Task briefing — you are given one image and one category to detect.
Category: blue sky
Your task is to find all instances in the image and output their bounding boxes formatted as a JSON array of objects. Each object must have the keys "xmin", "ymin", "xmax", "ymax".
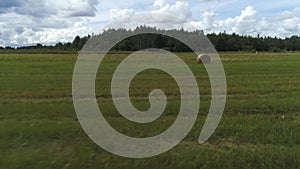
[{"xmin": 0, "ymin": 0, "xmax": 299, "ymax": 46}]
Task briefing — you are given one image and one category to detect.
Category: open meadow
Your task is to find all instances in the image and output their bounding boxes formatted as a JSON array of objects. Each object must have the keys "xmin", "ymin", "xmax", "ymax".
[{"xmin": 1, "ymin": 52, "xmax": 300, "ymax": 168}]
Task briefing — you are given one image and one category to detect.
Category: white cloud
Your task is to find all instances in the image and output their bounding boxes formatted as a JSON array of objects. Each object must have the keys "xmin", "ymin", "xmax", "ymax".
[
  {"xmin": 214, "ymin": 6, "xmax": 258, "ymax": 35},
  {"xmin": 255, "ymin": 17, "xmax": 275, "ymax": 37},
  {"xmin": 202, "ymin": 10, "xmax": 217, "ymax": 30},
  {"xmin": 151, "ymin": 0, "xmax": 192, "ymax": 20},
  {"xmin": 60, "ymin": 0, "xmax": 100, "ymax": 17},
  {"xmin": 109, "ymin": 9, "xmax": 135, "ymax": 21},
  {"xmin": 36, "ymin": 22, "xmax": 91, "ymax": 44},
  {"xmin": 186, "ymin": 5, "xmax": 300, "ymax": 38},
  {"xmin": 238, "ymin": 6, "xmax": 257, "ymax": 21},
  {"xmin": 233, "ymin": 6, "xmax": 257, "ymax": 34},
  {"xmin": 105, "ymin": 1, "xmax": 192, "ymax": 30},
  {"xmin": 182, "ymin": 10, "xmax": 217, "ymax": 32},
  {"xmin": 0, "ymin": 0, "xmax": 97, "ymax": 46},
  {"xmin": 0, "ymin": 0, "xmax": 300, "ymax": 46},
  {"xmin": 283, "ymin": 17, "xmax": 300, "ymax": 32},
  {"xmin": 153, "ymin": 0, "xmax": 168, "ymax": 8},
  {"xmin": 0, "ymin": 12, "xmax": 92, "ymax": 46},
  {"xmin": 3, "ymin": 21, "xmax": 91, "ymax": 46}
]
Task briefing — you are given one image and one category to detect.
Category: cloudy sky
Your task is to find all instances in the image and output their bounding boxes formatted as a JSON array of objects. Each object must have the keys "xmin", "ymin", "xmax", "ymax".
[{"xmin": 0, "ymin": 0, "xmax": 299, "ymax": 47}]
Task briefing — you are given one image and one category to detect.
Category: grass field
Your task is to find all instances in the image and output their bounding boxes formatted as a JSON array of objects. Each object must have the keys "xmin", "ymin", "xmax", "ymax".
[{"xmin": 1, "ymin": 52, "xmax": 300, "ymax": 169}]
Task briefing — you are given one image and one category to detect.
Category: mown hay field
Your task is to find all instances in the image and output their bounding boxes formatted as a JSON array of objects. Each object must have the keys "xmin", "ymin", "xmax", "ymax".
[{"xmin": 1, "ymin": 52, "xmax": 300, "ymax": 169}]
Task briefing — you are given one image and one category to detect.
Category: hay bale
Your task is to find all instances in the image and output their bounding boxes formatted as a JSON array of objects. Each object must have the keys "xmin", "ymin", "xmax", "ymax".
[{"xmin": 197, "ymin": 54, "xmax": 211, "ymax": 64}]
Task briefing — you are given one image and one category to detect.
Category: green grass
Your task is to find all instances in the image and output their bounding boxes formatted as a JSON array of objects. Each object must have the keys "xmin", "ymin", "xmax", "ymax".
[{"xmin": 1, "ymin": 52, "xmax": 300, "ymax": 168}]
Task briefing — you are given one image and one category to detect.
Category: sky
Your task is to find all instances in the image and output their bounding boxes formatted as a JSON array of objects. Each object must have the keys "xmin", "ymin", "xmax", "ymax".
[{"xmin": 0, "ymin": 0, "xmax": 299, "ymax": 47}]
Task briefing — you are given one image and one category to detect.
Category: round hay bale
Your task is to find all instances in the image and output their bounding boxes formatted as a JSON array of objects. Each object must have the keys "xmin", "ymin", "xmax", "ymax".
[{"xmin": 197, "ymin": 54, "xmax": 211, "ymax": 64}]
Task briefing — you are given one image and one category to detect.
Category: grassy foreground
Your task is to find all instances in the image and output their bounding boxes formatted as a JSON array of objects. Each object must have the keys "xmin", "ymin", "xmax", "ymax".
[{"xmin": 1, "ymin": 52, "xmax": 300, "ymax": 169}]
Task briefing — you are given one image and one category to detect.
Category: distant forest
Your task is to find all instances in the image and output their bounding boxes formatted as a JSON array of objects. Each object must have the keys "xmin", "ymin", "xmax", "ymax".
[{"xmin": 1, "ymin": 26, "xmax": 300, "ymax": 54}]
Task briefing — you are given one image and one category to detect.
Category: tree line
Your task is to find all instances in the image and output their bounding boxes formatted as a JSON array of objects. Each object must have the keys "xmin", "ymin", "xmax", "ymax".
[{"xmin": 1, "ymin": 26, "xmax": 300, "ymax": 54}]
